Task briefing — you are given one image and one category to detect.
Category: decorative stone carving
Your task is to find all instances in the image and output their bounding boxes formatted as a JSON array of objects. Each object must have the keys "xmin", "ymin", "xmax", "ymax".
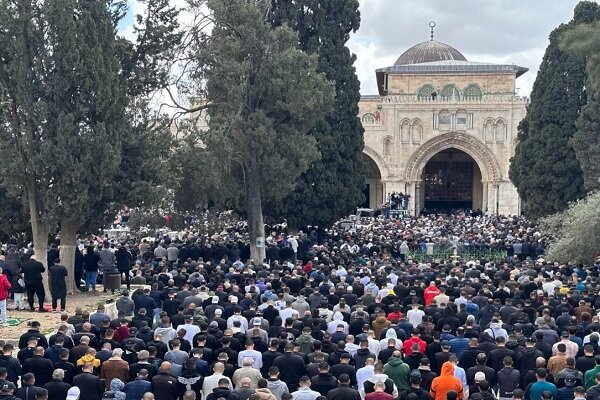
[{"xmin": 404, "ymin": 132, "xmax": 502, "ymax": 183}]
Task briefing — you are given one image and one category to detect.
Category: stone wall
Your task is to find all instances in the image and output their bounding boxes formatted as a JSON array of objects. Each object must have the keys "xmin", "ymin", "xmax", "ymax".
[{"xmin": 388, "ymin": 73, "xmax": 516, "ymax": 94}]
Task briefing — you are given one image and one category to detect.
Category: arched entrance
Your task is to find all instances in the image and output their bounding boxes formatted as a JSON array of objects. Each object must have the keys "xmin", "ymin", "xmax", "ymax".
[
  {"xmin": 420, "ymin": 148, "xmax": 483, "ymax": 211},
  {"xmin": 404, "ymin": 133, "xmax": 502, "ymax": 214},
  {"xmin": 363, "ymin": 153, "xmax": 384, "ymax": 209}
]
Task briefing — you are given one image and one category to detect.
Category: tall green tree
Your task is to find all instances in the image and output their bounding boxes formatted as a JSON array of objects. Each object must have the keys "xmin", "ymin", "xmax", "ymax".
[
  {"xmin": 509, "ymin": 1, "xmax": 600, "ymax": 218},
  {"xmin": 194, "ymin": 0, "xmax": 334, "ymax": 261},
  {"xmin": 42, "ymin": 0, "xmax": 128, "ymax": 292},
  {"xmin": 0, "ymin": 0, "xmax": 179, "ymax": 292},
  {"xmin": 0, "ymin": 0, "xmax": 65, "ymax": 286},
  {"xmin": 560, "ymin": 22, "xmax": 600, "ymax": 192},
  {"xmin": 269, "ymin": 0, "xmax": 367, "ymax": 228}
]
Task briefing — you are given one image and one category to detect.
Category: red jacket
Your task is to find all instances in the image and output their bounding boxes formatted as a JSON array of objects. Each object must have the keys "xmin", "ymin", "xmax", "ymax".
[
  {"xmin": 113, "ymin": 326, "xmax": 130, "ymax": 343},
  {"xmin": 0, "ymin": 274, "xmax": 11, "ymax": 300},
  {"xmin": 424, "ymin": 285, "xmax": 440, "ymax": 306},
  {"xmin": 386, "ymin": 311, "xmax": 403, "ymax": 322},
  {"xmin": 403, "ymin": 336, "xmax": 427, "ymax": 355}
]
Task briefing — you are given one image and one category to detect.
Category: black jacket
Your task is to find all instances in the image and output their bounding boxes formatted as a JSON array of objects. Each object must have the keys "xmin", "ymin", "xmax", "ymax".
[
  {"xmin": 151, "ymin": 372, "xmax": 179, "ymax": 400},
  {"xmin": 354, "ymin": 348, "xmax": 376, "ymax": 370},
  {"xmin": 459, "ymin": 349, "xmax": 482, "ymax": 371},
  {"xmin": 272, "ymin": 353, "xmax": 306, "ymax": 391},
  {"xmin": 326, "ymin": 385, "xmax": 361, "ymax": 400},
  {"xmin": 48, "ymin": 264, "xmax": 68, "ymax": 297},
  {"xmin": 115, "ymin": 248, "xmax": 133, "ymax": 272},
  {"xmin": 0, "ymin": 354, "xmax": 22, "ymax": 384},
  {"xmin": 331, "ymin": 364, "xmax": 357, "ymax": 387},
  {"xmin": 417, "ymin": 369, "xmax": 437, "ymax": 392},
  {"xmin": 467, "ymin": 364, "xmax": 496, "ymax": 387},
  {"xmin": 43, "ymin": 380, "xmax": 71, "ymax": 400},
  {"xmin": 73, "ymin": 373, "xmax": 104, "ymax": 400},
  {"xmin": 15, "ymin": 385, "xmax": 42, "ymax": 400},
  {"xmin": 18, "ymin": 330, "xmax": 48, "ymax": 350},
  {"xmin": 496, "ymin": 367, "xmax": 520, "ymax": 397},
  {"xmin": 487, "ymin": 347, "xmax": 514, "ymax": 372},
  {"xmin": 22, "ymin": 356, "xmax": 54, "ymax": 386},
  {"xmin": 21, "ymin": 259, "xmax": 45, "ymax": 285},
  {"xmin": 54, "ymin": 361, "xmax": 78, "ymax": 385},
  {"xmin": 207, "ymin": 387, "xmax": 240, "ymax": 400},
  {"xmin": 398, "ymin": 387, "xmax": 432, "ymax": 400},
  {"xmin": 311, "ymin": 372, "xmax": 337, "ymax": 396}
]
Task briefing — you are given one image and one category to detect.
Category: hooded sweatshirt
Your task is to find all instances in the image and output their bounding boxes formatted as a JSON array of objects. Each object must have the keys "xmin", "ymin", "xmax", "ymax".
[
  {"xmin": 380, "ymin": 329, "xmax": 401, "ymax": 350},
  {"xmin": 484, "ymin": 322, "xmax": 508, "ymax": 341},
  {"xmin": 76, "ymin": 354, "xmax": 101, "ymax": 368},
  {"xmin": 328, "ymin": 312, "xmax": 348, "ymax": 334},
  {"xmin": 363, "ymin": 374, "xmax": 399, "ymax": 398},
  {"xmin": 373, "ymin": 316, "xmax": 391, "ymax": 339},
  {"xmin": 255, "ymin": 388, "xmax": 277, "ymax": 400},
  {"xmin": 267, "ymin": 379, "xmax": 289, "ymax": 400},
  {"xmin": 296, "ymin": 334, "xmax": 315, "ymax": 355},
  {"xmin": 430, "ymin": 362, "xmax": 463, "ymax": 400},
  {"xmin": 110, "ymin": 378, "xmax": 126, "ymax": 400},
  {"xmin": 383, "ymin": 356, "xmax": 410, "ymax": 391}
]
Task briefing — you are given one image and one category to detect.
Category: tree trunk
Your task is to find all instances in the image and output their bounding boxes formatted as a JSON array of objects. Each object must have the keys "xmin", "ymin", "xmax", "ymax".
[
  {"xmin": 244, "ymin": 157, "xmax": 266, "ymax": 263},
  {"xmin": 60, "ymin": 219, "xmax": 78, "ymax": 294},
  {"xmin": 27, "ymin": 188, "xmax": 50, "ymax": 300}
]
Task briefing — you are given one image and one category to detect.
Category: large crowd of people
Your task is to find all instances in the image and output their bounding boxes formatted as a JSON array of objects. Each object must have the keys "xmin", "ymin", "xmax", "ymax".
[{"xmin": 0, "ymin": 212, "xmax": 599, "ymax": 400}]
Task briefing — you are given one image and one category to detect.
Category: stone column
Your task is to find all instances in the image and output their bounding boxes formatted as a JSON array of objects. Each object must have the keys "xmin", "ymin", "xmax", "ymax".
[
  {"xmin": 482, "ymin": 182, "xmax": 489, "ymax": 213},
  {"xmin": 494, "ymin": 182, "xmax": 500, "ymax": 214},
  {"xmin": 414, "ymin": 181, "xmax": 421, "ymax": 216}
]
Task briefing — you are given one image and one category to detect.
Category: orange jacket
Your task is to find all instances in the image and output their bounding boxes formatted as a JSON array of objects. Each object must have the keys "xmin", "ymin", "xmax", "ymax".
[{"xmin": 430, "ymin": 362, "xmax": 463, "ymax": 400}]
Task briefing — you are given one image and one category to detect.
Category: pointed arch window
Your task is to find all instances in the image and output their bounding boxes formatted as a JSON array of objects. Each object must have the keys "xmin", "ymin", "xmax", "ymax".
[
  {"xmin": 383, "ymin": 136, "xmax": 393, "ymax": 159},
  {"xmin": 362, "ymin": 113, "xmax": 376, "ymax": 124},
  {"xmin": 400, "ymin": 119, "xmax": 411, "ymax": 143},
  {"xmin": 464, "ymin": 84, "xmax": 483, "ymax": 100},
  {"xmin": 417, "ymin": 84, "xmax": 437, "ymax": 100},
  {"xmin": 440, "ymin": 84, "xmax": 460, "ymax": 101}
]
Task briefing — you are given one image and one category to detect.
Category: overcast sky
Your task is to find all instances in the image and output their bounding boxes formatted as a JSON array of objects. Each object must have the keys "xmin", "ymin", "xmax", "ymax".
[
  {"xmin": 119, "ymin": 0, "xmax": 586, "ymax": 97},
  {"xmin": 348, "ymin": 0, "xmax": 584, "ymax": 96}
]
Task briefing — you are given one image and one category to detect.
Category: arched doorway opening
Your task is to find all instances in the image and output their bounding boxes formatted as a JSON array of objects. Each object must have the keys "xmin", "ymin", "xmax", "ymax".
[
  {"xmin": 420, "ymin": 148, "xmax": 483, "ymax": 212},
  {"xmin": 363, "ymin": 154, "xmax": 384, "ymax": 209}
]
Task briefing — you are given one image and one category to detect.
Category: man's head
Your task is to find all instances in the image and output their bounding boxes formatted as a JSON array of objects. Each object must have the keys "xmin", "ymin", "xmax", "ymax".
[
  {"xmin": 35, "ymin": 388, "xmax": 48, "ymax": 400},
  {"xmin": 299, "ymin": 376, "xmax": 311, "ymax": 388},
  {"xmin": 218, "ymin": 377, "xmax": 230, "ymax": 388},
  {"xmin": 0, "ymin": 381, "xmax": 15, "ymax": 395}
]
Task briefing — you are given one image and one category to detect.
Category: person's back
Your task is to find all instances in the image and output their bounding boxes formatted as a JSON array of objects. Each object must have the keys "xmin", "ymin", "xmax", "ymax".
[
  {"xmin": 430, "ymin": 362, "xmax": 463, "ymax": 400},
  {"xmin": 73, "ymin": 365, "xmax": 104, "ymax": 400},
  {"xmin": 529, "ymin": 370, "xmax": 557, "ymax": 400},
  {"xmin": 272, "ymin": 345, "xmax": 306, "ymax": 392},
  {"xmin": 384, "ymin": 354, "xmax": 410, "ymax": 391},
  {"xmin": 326, "ymin": 374, "xmax": 360, "ymax": 400}
]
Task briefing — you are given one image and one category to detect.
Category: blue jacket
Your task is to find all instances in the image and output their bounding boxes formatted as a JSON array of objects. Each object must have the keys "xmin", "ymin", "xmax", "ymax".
[
  {"xmin": 124, "ymin": 378, "xmax": 151, "ymax": 400},
  {"xmin": 449, "ymin": 337, "xmax": 470, "ymax": 359}
]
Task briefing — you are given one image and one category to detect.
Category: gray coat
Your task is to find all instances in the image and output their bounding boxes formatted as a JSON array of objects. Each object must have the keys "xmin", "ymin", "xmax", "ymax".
[{"xmin": 98, "ymin": 249, "xmax": 116, "ymax": 273}]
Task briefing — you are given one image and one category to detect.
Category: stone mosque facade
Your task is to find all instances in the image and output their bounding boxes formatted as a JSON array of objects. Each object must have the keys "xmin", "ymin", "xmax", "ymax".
[{"xmin": 360, "ymin": 34, "xmax": 528, "ymax": 216}]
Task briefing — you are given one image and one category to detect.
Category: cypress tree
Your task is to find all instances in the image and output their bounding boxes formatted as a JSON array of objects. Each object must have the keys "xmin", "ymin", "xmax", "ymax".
[
  {"xmin": 269, "ymin": 0, "xmax": 367, "ymax": 228},
  {"xmin": 509, "ymin": 1, "xmax": 600, "ymax": 218},
  {"xmin": 560, "ymin": 20, "xmax": 600, "ymax": 192},
  {"xmin": 571, "ymin": 87, "xmax": 600, "ymax": 192},
  {"xmin": 196, "ymin": 0, "xmax": 334, "ymax": 261}
]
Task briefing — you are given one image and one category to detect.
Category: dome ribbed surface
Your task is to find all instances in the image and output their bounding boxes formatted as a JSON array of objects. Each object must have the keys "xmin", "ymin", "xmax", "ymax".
[{"xmin": 395, "ymin": 40, "xmax": 467, "ymax": 65}]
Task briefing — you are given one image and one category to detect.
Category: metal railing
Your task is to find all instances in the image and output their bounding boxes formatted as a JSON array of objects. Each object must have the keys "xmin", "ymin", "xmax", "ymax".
[{"xmin": 405, "ymin": 249, "xmax": 508, "ymax": 262}]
